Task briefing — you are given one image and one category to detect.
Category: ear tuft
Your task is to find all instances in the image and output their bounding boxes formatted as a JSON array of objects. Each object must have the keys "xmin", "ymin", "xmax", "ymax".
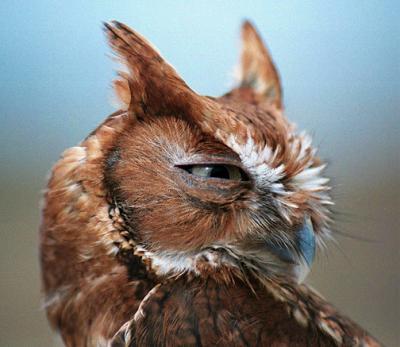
[
  {"xmin": 103, "ymin": 21, "xmax": 208, "ymax": 118},
  {"xmin": 103, "ymin": 21, "xmax": 231, "ymax": 138},
  {"xmin": 238, "ymin": 20, "xmax": 283, "ymax": 109}
]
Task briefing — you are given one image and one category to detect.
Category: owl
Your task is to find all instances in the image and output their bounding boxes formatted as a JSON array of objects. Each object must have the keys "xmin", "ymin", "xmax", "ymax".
[{"xmin": 40, "ymin": 20, "xmax": 381, "ymax": 346}]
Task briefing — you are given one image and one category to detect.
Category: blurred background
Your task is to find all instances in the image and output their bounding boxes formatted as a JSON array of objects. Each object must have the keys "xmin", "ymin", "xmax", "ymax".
[{"xmin": 0, "ymin": 1, "xmax": 398, "ymax": 346}]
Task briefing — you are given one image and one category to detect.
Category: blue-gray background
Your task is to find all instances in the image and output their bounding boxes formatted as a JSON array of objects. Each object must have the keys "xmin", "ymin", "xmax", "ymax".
[{"xmin": 0, "ymin": 1, "xmax": 398, "ymax": 346}]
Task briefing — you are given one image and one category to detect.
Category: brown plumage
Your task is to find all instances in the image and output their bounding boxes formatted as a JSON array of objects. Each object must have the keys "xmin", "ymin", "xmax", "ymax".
[{"xmin": 40, "ymin": 20, "xmax": 381, "ymax": 346}]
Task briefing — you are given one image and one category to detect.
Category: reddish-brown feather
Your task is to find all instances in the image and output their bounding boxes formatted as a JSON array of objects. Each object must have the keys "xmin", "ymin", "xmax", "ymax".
[{"xmin": 40, "ymin": 20, "xmax": 381, "ymax": 347}]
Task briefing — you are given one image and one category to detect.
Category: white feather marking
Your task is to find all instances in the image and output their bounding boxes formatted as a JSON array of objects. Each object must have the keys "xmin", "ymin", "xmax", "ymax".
[
  {"xmin": 293, "ymin": 308, "xmax": 309, "ymax": 327},
  {"xmin": 296, "ymin": 131, "xmax": 313, "ymax": 161},
  {"xmin": 138, "ymin": 247, "xmax": 240, "ymax": 277},
  {"xmin": 134, "ymin": 284, "xmax": 162, "ymax": 321},
  {"xmin": 254, "ymin": 78, "xmax": 269, "ymax": 94},
  {"xmin": 225, "ymin": 130, "xmax": 330, "ymax": 201},
  {"xmin": 62, "ymin": 146, "xmax": 87, "ymax": 162},
  {"xmin": 292, "ymin": 165, "xmax": 329, "ymax": 191},
  {"xmin": 150, "ymin": 251, "xmax": 196, "ymax": 275},
  {"xmin": 318, "ymin": 320, "xmax": 343, "ymax": 345},
  {"xmin": 226, "ymin": 133, "xmax": 284, "ymax": 188},
  {"xmin": 293, "ymin": 258, "xmax": 312, "ymax": 284},
  {"xmin": 293, "ymin": 165, "xmax": 326, "ymax": 181},
  {"xmin": 95, "ymin": 336, "xmax": 110, "ymax": 347},
  {"xmin": 42, "ymin": 285, "xmax": 72, "ymax": 309}
]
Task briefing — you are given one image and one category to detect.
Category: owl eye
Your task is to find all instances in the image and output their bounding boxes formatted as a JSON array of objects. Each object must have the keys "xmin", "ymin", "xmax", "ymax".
[{"xmin": 179, "ymin": 164, "xmax": 249, "ymax": 181}]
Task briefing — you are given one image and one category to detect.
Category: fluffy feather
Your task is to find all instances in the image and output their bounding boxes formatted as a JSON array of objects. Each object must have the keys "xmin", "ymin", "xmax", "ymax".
[{"xmin": 40, "ymin": 20, "xmax": 380, "ymax": 346}]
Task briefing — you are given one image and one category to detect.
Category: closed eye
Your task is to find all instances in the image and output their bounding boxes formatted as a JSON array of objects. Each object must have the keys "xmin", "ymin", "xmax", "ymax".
[{"xmin": 178, "ymin": 164, "xmax": 249, "ymax": 181}]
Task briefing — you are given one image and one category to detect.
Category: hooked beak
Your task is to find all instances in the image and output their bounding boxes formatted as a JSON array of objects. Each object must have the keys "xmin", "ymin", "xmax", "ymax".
[{"xmin": 264, "ymin": 218, "xmax": 316, "ymax": 282}]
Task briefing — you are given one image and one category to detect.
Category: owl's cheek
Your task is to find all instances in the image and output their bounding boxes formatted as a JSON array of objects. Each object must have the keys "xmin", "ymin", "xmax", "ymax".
[
  {"xmin": 133, "ymin": 201, "xmax": 232, "ymax": 253},
  {"xmin": 132, "ymin": 187, "xmax": 256, "ymax": 255}
]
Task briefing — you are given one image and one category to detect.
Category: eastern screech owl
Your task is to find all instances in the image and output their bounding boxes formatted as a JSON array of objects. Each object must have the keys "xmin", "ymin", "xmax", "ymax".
[{"xmin": 40, "ymin": 20, "xmax": 380, "ymax": 346}]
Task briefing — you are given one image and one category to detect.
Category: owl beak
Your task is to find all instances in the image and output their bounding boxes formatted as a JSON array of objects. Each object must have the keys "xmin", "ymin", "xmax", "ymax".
[
  {"xmin": 264, "ymin": 218, "xmax": 316, "ymax": 273},
  {"xmin": 295, "ymin": 218, "xmax": 316, "ymax": 267}
]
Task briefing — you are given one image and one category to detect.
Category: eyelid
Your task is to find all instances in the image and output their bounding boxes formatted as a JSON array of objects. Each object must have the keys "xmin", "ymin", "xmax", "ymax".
[
  {"xmin": 175, "ymin": 163, "xmax": 251, "ymax": 183},
  {"xmin": 174, "ymin": 156, "xmax": 247, "ymax": 172}
]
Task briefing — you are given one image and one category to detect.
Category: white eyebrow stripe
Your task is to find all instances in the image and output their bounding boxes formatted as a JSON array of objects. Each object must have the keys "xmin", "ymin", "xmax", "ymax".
[
  {"xmin": 226, "ymin": 133, "xmax": 283, "ymax": 184},
  {"xmin": 223, "ymin": 132, "xmax": 330, "ymax": 198}
]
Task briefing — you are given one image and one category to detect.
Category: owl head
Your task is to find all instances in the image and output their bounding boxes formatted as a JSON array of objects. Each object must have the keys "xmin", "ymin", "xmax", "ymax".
[
  {"xmin": 96, "ymin": 21, "xmax": 332, "ymax": 284},
  {"xmin": 45, "ymin": 21, "xmax": 331, "ymax": 291}
]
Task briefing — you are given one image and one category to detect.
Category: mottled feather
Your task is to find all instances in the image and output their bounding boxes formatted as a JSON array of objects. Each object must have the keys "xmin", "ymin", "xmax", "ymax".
[{"xmin": 40, "ymin": 20, "xmax": 381, "ymax": 347}]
